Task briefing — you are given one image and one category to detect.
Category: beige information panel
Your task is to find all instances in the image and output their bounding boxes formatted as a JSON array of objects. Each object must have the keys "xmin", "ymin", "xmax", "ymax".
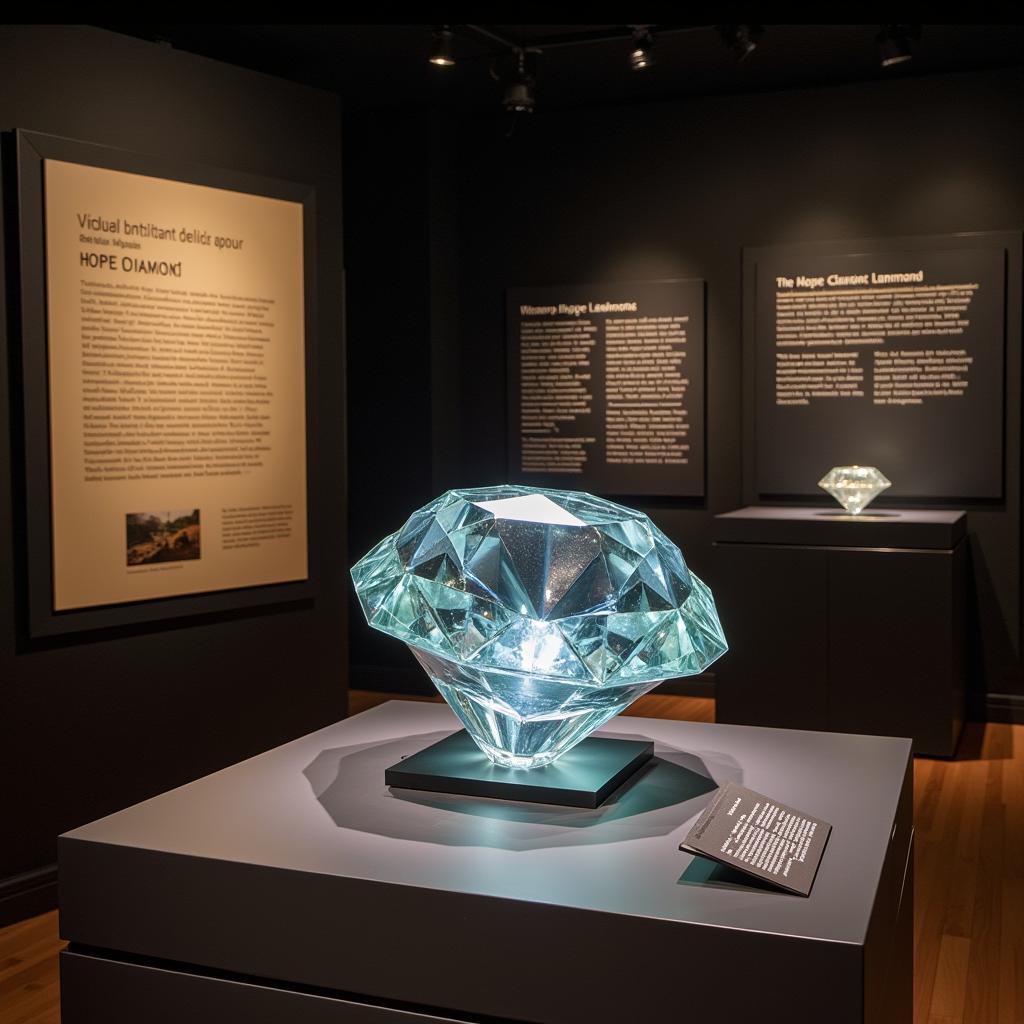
[{"xmin": 44, "ymin": 159, "xmax": 308, "ymax": 610}]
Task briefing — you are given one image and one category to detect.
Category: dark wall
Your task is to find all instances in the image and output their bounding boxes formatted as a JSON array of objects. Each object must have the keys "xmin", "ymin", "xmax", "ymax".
[
  {"xmin": 454, "ymin": 68, "xmax": 1024, "ymax": 715},
  {"xmin": 344, "ymin": 108, "xmax": 460, "ymax": 692},
  {"xmin": 0, "ymin": 27, "xmax": 347, "ymax": 920},
  {"xmin": 343, "ymin": 109, "xmax": 433, "ymax": 690}
]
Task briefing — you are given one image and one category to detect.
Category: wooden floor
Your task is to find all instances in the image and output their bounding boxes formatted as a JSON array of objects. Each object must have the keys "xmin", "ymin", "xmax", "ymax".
[
  {"xmin": 0, "ymin": 911, "xmax": 62, "ymax": 1024},
  {"xmin": 2, "ymin": 691, "xmax": 1019, "ymax": 1024}
]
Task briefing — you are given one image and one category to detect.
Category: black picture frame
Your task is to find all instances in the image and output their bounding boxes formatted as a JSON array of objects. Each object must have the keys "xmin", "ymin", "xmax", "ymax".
[
  {"xmin": 11, "ymin": 129, "xmax": 318, "ymax": 638},
  {"xmin": 741, "ymin": 231, "xmax": 1022, "ymax": 505}
]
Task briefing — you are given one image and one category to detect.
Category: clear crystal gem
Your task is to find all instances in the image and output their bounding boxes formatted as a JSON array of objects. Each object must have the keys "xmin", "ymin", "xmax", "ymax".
[
  {"xmin": 818, "ymin": 465, "xmax": 892, "ymax": 515},
  {"xmin": 351, "ymin": 486, "xmax": 728, "ymax": 770}
]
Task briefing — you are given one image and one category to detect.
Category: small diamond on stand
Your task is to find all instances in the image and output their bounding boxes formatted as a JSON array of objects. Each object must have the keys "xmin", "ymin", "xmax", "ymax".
[{"xmin": 818, "ymin": 465, "xmax": 892, "ymax": 515}]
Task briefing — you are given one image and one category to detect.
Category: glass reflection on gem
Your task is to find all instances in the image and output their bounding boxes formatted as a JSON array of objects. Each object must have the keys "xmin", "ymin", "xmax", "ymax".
[
  {"xmin": 351, "ymin": 486, "xmax": 728, "ymax": 770},
  {"xmin": 818, "ymin": 465, "xmax": 892, "ymax": 515}
]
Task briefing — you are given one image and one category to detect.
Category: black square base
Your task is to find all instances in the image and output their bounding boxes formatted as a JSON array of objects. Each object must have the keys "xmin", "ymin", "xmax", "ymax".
[{"xmin": 384, "ymin": 730, "xmax": 654, "ymax": 808}]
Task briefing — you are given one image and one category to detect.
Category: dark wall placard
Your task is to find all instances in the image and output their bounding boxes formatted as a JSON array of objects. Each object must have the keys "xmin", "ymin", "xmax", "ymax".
[
  {"xmin": 507, "ymin": 280, "xmax": 705, "ymax": 497},
  {"xmin": 749, "ymin": 236, "xmax": 1009, "ymax": 498}
]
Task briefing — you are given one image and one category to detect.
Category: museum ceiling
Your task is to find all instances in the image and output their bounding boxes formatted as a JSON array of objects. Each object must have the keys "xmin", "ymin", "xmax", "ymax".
[{"xmin": 96, "ymin": 24, "xmax": 1024, "ymax": 113}]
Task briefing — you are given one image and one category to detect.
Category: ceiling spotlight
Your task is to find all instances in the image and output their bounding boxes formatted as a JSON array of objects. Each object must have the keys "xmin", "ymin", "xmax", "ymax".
[
  {"xmin": 429, "ymin": 26, "xmax": 455, "ymax": 67},
  {"xmin": 501, "ymin": 50, "xmax": 538, "ymax": 113},
  {"xmin": 877, "ymin": 25, "xmax": 918, "ymax": 68},
  {"xmin": 630, "ymin": 28, "xmax": 654, "ymax": 72},
  {"xmin": 718, "ymin": 24, "xmax": 763, "ymax": 61}
]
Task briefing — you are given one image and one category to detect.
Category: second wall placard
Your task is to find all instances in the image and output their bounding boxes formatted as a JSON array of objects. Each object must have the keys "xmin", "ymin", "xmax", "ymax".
[{"xmin": 507, "ymin": 279, "xmax": 705, "ymax": 497}]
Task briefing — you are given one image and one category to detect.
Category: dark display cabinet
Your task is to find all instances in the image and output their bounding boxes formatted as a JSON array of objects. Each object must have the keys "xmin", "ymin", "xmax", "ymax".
[{"xmin": 713, "ymin": 507, "xmax": 967, "ymax": 756}]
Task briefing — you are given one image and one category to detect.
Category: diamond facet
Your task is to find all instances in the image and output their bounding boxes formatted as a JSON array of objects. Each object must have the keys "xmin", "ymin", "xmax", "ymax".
[
  {"xmin": 351, "ymin": 486, "xmax": 728, "ymax": 770},
  {"xmin": 818, "ymin": 465, "xmax": 892, "ymax": 515}
]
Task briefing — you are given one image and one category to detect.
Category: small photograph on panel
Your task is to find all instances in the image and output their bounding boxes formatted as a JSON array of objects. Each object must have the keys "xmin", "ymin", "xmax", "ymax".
[{"xmin": 126, "ymin": 509, "xmax": 201, "ymax": 566}]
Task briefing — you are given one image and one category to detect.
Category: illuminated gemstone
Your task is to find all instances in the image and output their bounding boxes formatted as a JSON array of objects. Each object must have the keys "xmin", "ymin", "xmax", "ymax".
[
  {"xmin": 351, "ymin": 486, "xmax": 728, "ymax": 770},
  {"xmin": 818, "ymin": 465, "xmax": 892, "ymax": 515}
]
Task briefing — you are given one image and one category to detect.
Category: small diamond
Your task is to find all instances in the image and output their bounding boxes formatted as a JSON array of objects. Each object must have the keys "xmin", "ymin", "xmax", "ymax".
[
  {"xmin": 351, "ymin": 486, "xmax": 728, "ymax": 770},
  {"xmin": 818, "ymin": 466, "xmax": 891, "ymax": 515}
]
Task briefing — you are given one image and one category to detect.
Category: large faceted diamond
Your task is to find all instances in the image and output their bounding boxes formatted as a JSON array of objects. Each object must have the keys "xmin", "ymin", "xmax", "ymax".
[
  {"xmin": 351, "ymin": 486, "xmax": 728, "ymax": 770},
  {"xmin": 818, "ymin": 465, "xmax": 892, "ymax": 515}
]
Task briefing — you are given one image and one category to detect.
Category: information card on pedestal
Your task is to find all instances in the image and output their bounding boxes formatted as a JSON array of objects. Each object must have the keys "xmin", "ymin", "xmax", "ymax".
[
  {"xmin": 507, "ymin": 280, "xmax": 704, "ymax": 497},
  {"xmin": 680, "ymin": 782, "xmax": 832, "ymax": 896},
  {"xmin": 749, "ymin": 236, "xmax": 1009, "ymax": 499}
]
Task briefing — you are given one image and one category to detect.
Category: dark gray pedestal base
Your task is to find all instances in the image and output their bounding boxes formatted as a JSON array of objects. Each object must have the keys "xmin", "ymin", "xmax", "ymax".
[
  {"xmin": 384, "ymin": 730, "xmax": 654, "ymax": 807},
  {"xmin": 59, "ymin": 702, "xmax": 913, "ymax": 1024},
  {"xmin": 60, "ymin": 950, "xmax": 467, "ymax": 1023}
]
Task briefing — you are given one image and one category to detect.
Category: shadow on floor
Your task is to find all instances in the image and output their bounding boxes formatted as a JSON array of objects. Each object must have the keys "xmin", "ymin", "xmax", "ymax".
[{"xmin": 952, "ymin": 719, "xmax": 1015, "ymax": 761}]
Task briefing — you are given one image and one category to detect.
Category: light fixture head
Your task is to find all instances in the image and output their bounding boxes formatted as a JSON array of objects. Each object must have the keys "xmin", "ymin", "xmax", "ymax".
[
  {"xmin": 429, "ymin": 26, "xmax": 455, "ymax": 67},
  {"xmin": 501, "ymin": 49, "xmax": 538, "ymax": 113},
  {"xmin": 718, "ymin": 24, "xmax": 763, "ymax": 61},
  {"xmin": 877, "ymin": 24, "xmax": 917, "ymax": 68},
  {"xmin": 630, "ymin": 27, "xmax": 654, "ymax": 72}
]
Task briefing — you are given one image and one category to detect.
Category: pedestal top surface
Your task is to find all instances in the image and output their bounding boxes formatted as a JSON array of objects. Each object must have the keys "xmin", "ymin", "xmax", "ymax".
[
  {"xmin": 714, "ymin": 505, "xmax": 965, "ymax": 548},
  {"xmin": 63, "ymin": 701, "xmax": 911, "ymax": 945},
  {"xmin": 717, "ymin": 505, "xmax": 965, "ymax": 525}
]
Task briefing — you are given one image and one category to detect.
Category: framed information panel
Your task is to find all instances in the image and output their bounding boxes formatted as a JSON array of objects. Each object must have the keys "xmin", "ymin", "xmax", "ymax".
[
  {"xmin": 507, "ymin": 279, "xmax": 705, "ymax": 497},
  {"xmin": 14, "ymin": 130, "xmax": 317, "ymax": 637},
  {"xmin": 745, "ymin": 233, "xmax": 1017, "ymax": 499}
]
